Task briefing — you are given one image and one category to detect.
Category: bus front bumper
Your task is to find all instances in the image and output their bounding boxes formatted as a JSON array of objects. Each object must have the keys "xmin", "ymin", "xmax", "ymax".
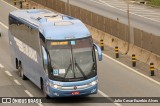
[{"xmin": 47, "ymin": 84, "xmax": 97, "ymax": 97}]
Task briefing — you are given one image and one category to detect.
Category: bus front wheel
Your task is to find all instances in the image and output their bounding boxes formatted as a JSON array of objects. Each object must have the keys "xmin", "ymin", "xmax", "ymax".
[{"xmin": 41, "ymin": 80, "xmax": 50, "ymax": 99}]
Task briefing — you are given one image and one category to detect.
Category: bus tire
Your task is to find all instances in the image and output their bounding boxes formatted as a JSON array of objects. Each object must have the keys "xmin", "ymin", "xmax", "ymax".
[
  {"xmin": 41, "ymin": 80, "xmax": 50, "ymax": 99},
  {"xmin": 18, "ymin": 62, "xmax": 27, "ymax": 80},
  {"xmin": 15, "ymin": 58, "xmax": 19, "ymax": 69}
]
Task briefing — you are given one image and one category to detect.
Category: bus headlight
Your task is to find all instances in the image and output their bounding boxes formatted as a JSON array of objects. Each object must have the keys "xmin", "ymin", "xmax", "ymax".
[
  {"xmin": 89, "ymin": 80, "xmax": 98, "ymax": 86},
  {"xmin": 49, "ymin": 83, "xmax": 62, "ymax": 90}
]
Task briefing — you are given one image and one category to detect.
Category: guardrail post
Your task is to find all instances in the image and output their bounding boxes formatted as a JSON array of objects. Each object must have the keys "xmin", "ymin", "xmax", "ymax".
[
  {"xmin": 132, "ymin": 54, "xmax": 136, "ymax": 67},
  {"xmin": 150, "ymin": 63, "xmax": 154, "ymax": 76},
  {"xmin": 115, "ymin": 46, "xmax": 119, "ymax": 58},
  {"xmin": 100, "ymin": 39, "xmax": 104, "ymax": 51},
  {"xmin": 14, "ymin": 0, "xmax": 16, "ymax": 5},
  {"xmin": 26, "ymin": 3, "xmax": 29, "ymax": 9},
  {"xmin": 20, "ymin": 0, "xmax": 23, "ymax": 9}
]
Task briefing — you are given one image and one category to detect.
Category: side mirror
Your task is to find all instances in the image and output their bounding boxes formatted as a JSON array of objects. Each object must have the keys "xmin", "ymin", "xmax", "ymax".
[
  {"xmin": 94, "ymin": 43, "xmax": 102, "ymax": 61},
  {"xmin": 42, "ymin": 46, "xmax": 48, "ymax": 65}
]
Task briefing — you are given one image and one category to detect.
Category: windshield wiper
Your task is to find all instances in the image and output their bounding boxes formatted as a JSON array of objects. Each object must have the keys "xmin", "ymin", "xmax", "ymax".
[
  {"xmin": 74, "ymin": 59, "xmax": 87, "ymax": 79},
  {"xmin": 63, "ymin": 58, "xmax": 72, "ymax": 79}
]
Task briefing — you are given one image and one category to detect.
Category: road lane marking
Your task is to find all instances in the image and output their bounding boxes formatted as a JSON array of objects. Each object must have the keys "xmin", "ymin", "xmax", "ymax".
[
  {"xmin": 130, "ymin": 10, "xmax": 154, "ymax": 12},
  {"xmin": 0, "ymin": 0, "xmax": 18, "ymax": 29},
  {"xmin": 1, "ymin": 0, "xmax": 19, "ymax": 10},
  {"xmin": 97, "ymin": 0, "xmax": 160, "ymax": 23},
  {"xmin": 5, "ymin": 71, "xmax": 12, "ymax": 76},
  {"xmin": 98, "ymin": 90, "xmax": 122, "ymax": 106},
  {"xmin": 102, "ymin": 53, "xmax": 160, "ymax": 86},
  {"xmin": 0, "ymin": 64, "xmax": 4, "ymax": 68},
  {"xmin": 142, "ymin": 14, "xmax": 160, "ymax": 17},
  {"xmin": 0, "ymin": 22, "xmax": 8, "ymax": 29},
  {"xmin": 14, "ymin": 79, "xmax": 21, "ymax": 85},
  {"xmin": 90, "ymin": 0, "xmax": 106, "ymax": 5},
  {"xmin": 24, "ymin": 90, "xmax": 34, "ymax": 97},
  {"xmin": 38, "ymin": 103, "xmax": 43, "ymax": 106},
  {"xmin": 90, "ymin": 0, "xmax": 114, "ymax": 7},
  {"xmin": 24, "ymin": 90, "xmax": 43, "ymax": 106},
  {"xmin": 129, "ymin": 7, "xmax": 146, "ymax": 9},
  {"xmin": 132, "ymin": 12, "xmax": 160, "ymax": 15}
]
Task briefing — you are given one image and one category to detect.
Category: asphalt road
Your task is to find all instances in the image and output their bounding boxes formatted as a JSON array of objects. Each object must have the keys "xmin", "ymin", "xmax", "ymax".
[
  {"xmin": 0, "ymin": 0, "xmax": 160, "ymax": 106},
  {"xmin": 62, "ymin": 0, "xmax": 160, "ymax": 36}
]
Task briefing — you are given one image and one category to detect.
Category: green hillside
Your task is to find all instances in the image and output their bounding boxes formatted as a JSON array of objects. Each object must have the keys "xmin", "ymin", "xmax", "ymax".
[{"xmin": 149, "ymin": 0, "xmax": 160, "ymax": 6}]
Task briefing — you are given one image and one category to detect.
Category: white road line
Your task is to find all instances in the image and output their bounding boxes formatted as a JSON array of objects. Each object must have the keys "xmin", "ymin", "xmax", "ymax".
[
  {"xmin": 145, "ymin": 16, "xmax": 160, "ymax": 19},
  {"xmin": 107, "ymin": 3, "xmax": 126, "ymax": 6},
  {"xmin": 0, "ymin": 2, "xmax": 43, "ymax": 106},
  {"xmin": 142, "ymin": 14, "xmax": 160, "ymax": 16},
  {"xmin": 0, "ymin": 64, "xmax": 4, "ymax": 68},
  {"xmin": 98, "ymin": 0, "xmax": 160, "ymax": 23},
  {"xmin": 0, "ymin": 0, "xmax": 18, "ymax": 29},
  {"xmin": 1, "ymin": 0, "xmax": 18, "ymax": 10},
  {"xmin": 5, "ymin": 71, "xmax": 12, "ymax": 76},
  {"xmin": 38, "ymin": 103, "xmax": 43, "ymax": 106},
  {"xmin": 129, "ymin": 7, "xmax": 146, "ymax": 9},
  {"xmin": 90, "ymin": 0, "xmax": 114, "ymax": 8},
  {"xmin": 24, "ymin": 90, "xmax": 43, "ymax": 106},
  {"xmin": 98, "ymin": 90, "xmax": 122, "ymax": 106},
  {"xmin": 90, "ymin": 0, "xmax": 105, "ymax": 5},
  {"xmin": 145, "ymin": 17, "xmax": 160, "ymax": 20},
  {"xmin": 102, "ymin": 53, "xmax": 160, "ymax": 86},
  {"xmin": 14, "ymin": 79, "xmax": 21, "ymax": 85},
  {"xmin": 131, "ymin": 12, "xmax": 160, "ymax": 15},
  {"xmin": 119, "ymin": 7, "xmax": 146, "ymax": 10},
  {"xmin": 104, "ymin": 1, "xmax": 150, "ymax": 11},
  {"xmin": 24, "ymin": 90, "xmax": 34, "ymax": 97},
  {"xmin": 0, "ymin": 22, "xmax": 8, "ymax": 29},
  {"xmin": 130, "ymin": 10, "xmax": 154, "ymax": 12}
]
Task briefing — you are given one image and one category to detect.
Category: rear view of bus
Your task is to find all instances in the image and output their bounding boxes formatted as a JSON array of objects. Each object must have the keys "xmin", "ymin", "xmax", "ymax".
[{"xmin": 8, "ymin": 9, "xmax": 102, "ymax": 98}]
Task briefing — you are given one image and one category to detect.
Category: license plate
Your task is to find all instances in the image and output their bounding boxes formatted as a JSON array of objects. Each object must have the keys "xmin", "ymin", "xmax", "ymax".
[{"xmin": 71, "ymin": 92, "xmax": 80, "ymax": 95}]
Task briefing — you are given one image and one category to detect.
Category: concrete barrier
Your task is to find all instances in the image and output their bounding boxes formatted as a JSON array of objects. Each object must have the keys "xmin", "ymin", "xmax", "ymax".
[{"xmin": 87, "ymin": 24, "xmax": 160, "ymax": 71}]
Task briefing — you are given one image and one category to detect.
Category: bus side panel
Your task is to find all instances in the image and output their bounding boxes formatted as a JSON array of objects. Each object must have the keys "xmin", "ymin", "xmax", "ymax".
[
  {"xmin": 9, "ymin": 15, "xmax": 45, "ymax": 89},
  {"xmin": 8, "ymin": 30, "xmax": 20, "ymax": 70}
]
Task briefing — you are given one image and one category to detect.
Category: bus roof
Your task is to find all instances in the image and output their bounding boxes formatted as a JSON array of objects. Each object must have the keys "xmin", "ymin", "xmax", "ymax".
[{"xmin": 9, "ymin": 9, "xmax": 91, "ymax": 40}]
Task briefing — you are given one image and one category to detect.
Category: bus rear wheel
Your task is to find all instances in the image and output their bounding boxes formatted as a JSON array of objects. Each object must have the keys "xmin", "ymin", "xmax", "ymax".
[
  {"xmin": 18, "ymin": 62, "xmax": 27, "ymax": 80},
  {"xmin": 15, "ymin": 58, "xmax": 19, "ymax": 69}
]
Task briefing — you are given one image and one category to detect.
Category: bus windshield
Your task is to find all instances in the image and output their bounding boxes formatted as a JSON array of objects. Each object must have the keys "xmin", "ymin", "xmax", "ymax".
[{"xmin": 47, "ymin": 37, "xmax": 97, "ymax": 82}]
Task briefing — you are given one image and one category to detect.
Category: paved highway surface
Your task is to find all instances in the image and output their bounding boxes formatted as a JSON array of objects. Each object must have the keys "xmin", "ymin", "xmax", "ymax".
[
  {"xmin": 62, "ymin": 0, "xmax": 160, "ymax": 36},
  {"xmin": 100, "ymin": 0, "xmax": 160, "ymax": 21},
  {"xmin": 0, "ymin": 0, "xmax": 160, "ymax": 106}
]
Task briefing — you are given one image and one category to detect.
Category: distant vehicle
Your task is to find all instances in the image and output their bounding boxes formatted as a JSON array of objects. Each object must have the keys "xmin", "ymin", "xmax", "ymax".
[{"xmin": 8, "ymin": 9, "xmax": 102, "ymax": 98}]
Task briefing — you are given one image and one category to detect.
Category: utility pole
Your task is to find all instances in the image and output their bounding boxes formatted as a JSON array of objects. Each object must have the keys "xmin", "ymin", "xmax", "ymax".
[
  {"xmin": 125, "ymin": 0, "xmax": 130, "ymax": 54},
  {"xmin": 67, "ymin": 0, "xmax": 70, "ymax": 15}
]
